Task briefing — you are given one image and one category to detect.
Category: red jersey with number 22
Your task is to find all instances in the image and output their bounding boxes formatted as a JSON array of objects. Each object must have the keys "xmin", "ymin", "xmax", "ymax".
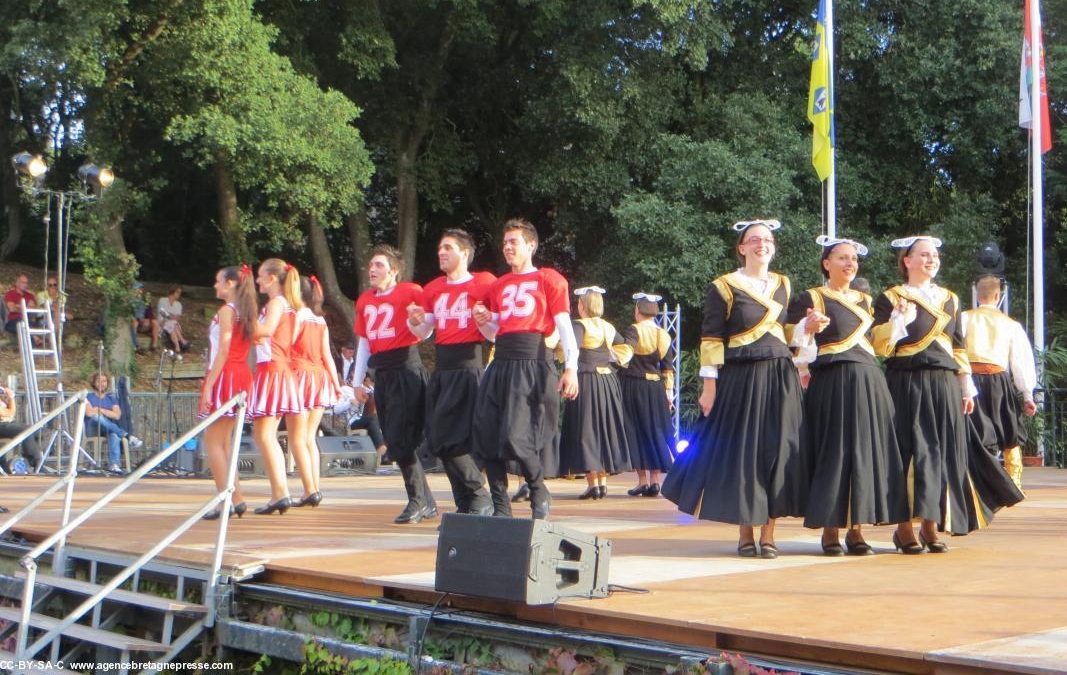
[
  {"xmin": 354, "ymin": 282, "xmax": 423, "ymax": 354},
  {"xmin": 421, "ymin": 271, "xmax": 497, "ymax": 345},
  {"xmin": 488, "ymin": 268, "xmax": 570, "ymax": 337}
]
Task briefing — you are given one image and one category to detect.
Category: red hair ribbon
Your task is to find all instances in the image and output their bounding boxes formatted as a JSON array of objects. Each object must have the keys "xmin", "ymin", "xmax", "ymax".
[
  {"xmin": 239, "ymin": 263, "xmax": 251, "ymax": 281},
  {"xmin": 309, "ymin": 275, "xmax": 321, "ymax": 289},
  {"xmin": 285, "ymin": 263, "xmax": 294, "ymax": 273}
]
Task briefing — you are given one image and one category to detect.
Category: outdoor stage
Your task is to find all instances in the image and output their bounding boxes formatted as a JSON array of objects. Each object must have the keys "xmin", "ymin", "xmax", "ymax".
[{"xmin": 2, "ymin": 466, "xmax": 1066, "ymax": 674}]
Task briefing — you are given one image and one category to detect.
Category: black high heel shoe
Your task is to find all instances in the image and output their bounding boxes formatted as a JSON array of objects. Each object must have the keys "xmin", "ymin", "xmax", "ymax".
[
  {"xmin": 821, "ymin": 539, "xmax": 845, "ymax": 556},
  {"xmin": 919, "ymin": 531, "xmax": 949, "ymax": 553},
  {"xmin": 597, "ymin": 485, "xmax": 607, "ymax": 499},
  {"xmin": 254, "ymin": 497, "xmax": 292, "ymax": 515},
  {"xmin": 578, "ymin": 487, "xmax": 600, "ymax": 500},
  {"xmin": 644, "ymin": 483, "xmax": 660, "ymax": 497},
  {"xmin": 203, "ymin": 501, "xmax": 247, "ymax": 521},
  {"xmin": 627, "ymin": 484, "xmax": 649, "ymax": 497},
  {"xmin": 893, "ymin": 531, "xmax": 924, "ymax": 555},
  {"xmin": 293, "ymin": 492, "xmax": 323, "ymax": 508},
  {"xmin": 845, "ymin": 532, "xmax": 873, "ymax": 556}
]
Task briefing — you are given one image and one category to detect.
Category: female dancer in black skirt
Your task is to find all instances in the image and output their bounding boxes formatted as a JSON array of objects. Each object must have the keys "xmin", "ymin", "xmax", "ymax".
[
  {"xmin": 558, "ymin": 286, "xmax": 633, "ymax": 499},
  {"xmin": 619, "ymin": 293, "xmax": 676, "ymax": 497},
  {"xmin": 790, "ymin": 236, "xmax": 909, "ymax": 555},
  {"xmin": 661, "ymin": 219, "xmax": 807, "ymax": 559},
  {"xmin": 872, "ymin": 236, "xmax": 1024, "ymax": 553}
]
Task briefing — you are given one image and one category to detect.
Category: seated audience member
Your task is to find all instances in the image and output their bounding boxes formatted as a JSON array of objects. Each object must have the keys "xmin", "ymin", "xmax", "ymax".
[
  {"xmin": 4, "ymin": 274, "xmax": 37, "ymax": 335},
  {"xmin": 85, "ymin": 372, "xmax": 143, "ymax": 472},
  {"xmin": 35, "ymin": 274, "xmax": 73, "ymax": 333},
  {"xmin": 131, "ymin": 282, "xmax": 159, "ymax": 351},
  {"xmin": 0, "ymin": 383, "xmax": 42, "ymax": 475},
  {"xmin": 157, "ymin": 286, "xmax": 190, "ymax": 352},
  {"xmin": 328, "ymin": 375, "xmax": 386, "ymax": 455}
]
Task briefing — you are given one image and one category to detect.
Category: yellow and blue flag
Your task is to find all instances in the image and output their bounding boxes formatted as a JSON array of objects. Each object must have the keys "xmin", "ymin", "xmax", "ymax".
[{"xmin": 808, "ymin": 0, "xmax": 834, "ymax": 180}]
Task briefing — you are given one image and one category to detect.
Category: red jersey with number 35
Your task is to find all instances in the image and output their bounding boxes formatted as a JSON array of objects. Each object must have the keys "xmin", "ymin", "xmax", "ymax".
[
  {"xmin": 354, "ymin": 282, "xmax": 423, "ymax": 354},
  {"xmin": 421, "ymin": 271, "xmax": 497, "ymax": 345},
  {"xmin": 487, "ymin": 268, "xmax": 570, "ymax": 337}
]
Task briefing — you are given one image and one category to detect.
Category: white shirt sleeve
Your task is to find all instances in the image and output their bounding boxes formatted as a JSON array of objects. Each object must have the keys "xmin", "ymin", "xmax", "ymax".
[
  {"xmin": 352, "ymin": 337, "xmax": 372, "ymax": 390},
  {"xmin": 409, "ymin": 315, "xmax": 434, "ymax": 341},
  {"xmin": 554, "ymin": 312, "xmax": 579, "ymax": 370},
  {"xmin": 1009, "ymin": 321, "xmax": 1038, "ymax": 401},
  {"xmin": 699, "ymin": 365, "xmax": 719, "ymax": 379},
  {"xmin": 477, "ymin": 315, "xmax": 499, "ymax": 342}
]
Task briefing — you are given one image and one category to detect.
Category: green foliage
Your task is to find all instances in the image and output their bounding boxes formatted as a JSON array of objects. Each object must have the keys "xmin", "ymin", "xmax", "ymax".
[{"xmin": 302, "ymin": 639, "xmax": 412, "ymax": 675}]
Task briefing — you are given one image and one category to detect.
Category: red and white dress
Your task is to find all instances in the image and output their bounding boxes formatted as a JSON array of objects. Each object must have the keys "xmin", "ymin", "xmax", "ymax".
[
  {"xmin": 250, "ymin": 296, "xmax": 300, "ymax": 417},
  {"xmin": 291, "ymin": 306, "xmax": 338, "ymax": 410},
  {"xmin": 199, "ymin": 303, "xmax": 253, "ymax": 418}
]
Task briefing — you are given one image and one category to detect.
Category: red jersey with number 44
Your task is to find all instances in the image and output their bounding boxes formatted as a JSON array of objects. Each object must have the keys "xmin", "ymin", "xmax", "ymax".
[
  {"xmin": 421, "ymin": 272, "xmax": 497, "ymax": 345},
  {"xmin": 487, "ymin": 268, "xmax": 570, "ymax": 337},
  {"xmin": 354, "ymin": 282, "xmax": 423, "ymax": 354}
]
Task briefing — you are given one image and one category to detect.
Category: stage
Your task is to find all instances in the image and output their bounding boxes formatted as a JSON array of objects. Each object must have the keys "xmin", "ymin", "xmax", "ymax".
[{"xmin": 1, "ymin": 466, "xmax": 1065, "ymax": 674}]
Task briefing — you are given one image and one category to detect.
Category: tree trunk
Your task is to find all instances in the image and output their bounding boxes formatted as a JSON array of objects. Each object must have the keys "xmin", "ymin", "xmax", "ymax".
[
  {"xmin": 346, "ymin": 209, "xmax": 373, "ymax": 295},
  {"xmin": 98, "ymin": 215, "xmax": 137, "ymax": 374},
  {"xmin": 306, "ymin": 213, "xmax": 355, "ymax": 335},
  {"xmin": 214, "ymin": 152, "xmax": 249, "ymax": 264},
  {"xmin": 0, "ymin": 86, "xmax": 24, "ymax": 261},
  {"xmin": 395, "ymin": 136, "xmax": 419, "ymax": 281}
]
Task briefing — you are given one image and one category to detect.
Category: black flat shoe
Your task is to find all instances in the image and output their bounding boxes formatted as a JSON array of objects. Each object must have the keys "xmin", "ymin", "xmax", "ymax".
[
  {"xmin": 919, "ymin": 531, "xmax": 949, "ymax": 553},
  {"xmin": 821, "ymin": 541, "xmax": 844, "ymax": 556},
  {"xmin": 893, "ymin": 531, "xmax": 924, "ymax": 555},
  {"xmin": 254, "ymin": 497, "xmax": 291, "ymax": 515},
  {"xmin": 511, "ymin": 484, "xmax": 531, "ymax": 503},
  {"xmin": 845, "ymin": 533, "xmax": 873, "ymax": 556},
  {"xmin": 643, "ymin": 483, "xmax": 660, "ymax": 497},
  {"xmin": 737, "ymin": 541, "xmax": 758, "ymax": 558},
  {"xmin": 759, "ymin": 542, "xmax": 779, "ymax": 559},
  {"xmin": 627, "ymin": 484, "xmax": 649, "ymax": 497},
  {"xmin": 578, "ymin": 487, "xmax": 600, "ymax": 500},
  {"xmin": 293, "ymin": 492, "xmax": 323, "ymax": 508},
  {"xmin": 598, "ymin": 485, "xmax": 607, "ymax": 499}
]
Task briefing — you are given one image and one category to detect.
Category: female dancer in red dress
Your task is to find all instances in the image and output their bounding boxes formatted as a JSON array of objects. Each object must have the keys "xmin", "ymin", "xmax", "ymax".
[
  {"xmin": 289, "ymin": 276, "xmax": 342, "ymax": 507},
  {"xmin": 251, "ymin": 258, "xmax": 301, "ymax": 514},
  {"xmin": 200, "ymin": 264, "xmax": 258, "ymax": 520}
]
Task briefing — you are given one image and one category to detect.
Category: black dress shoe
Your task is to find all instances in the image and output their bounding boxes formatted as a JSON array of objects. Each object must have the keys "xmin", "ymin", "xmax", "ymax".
[
  {"xmin": 422, "ymin": 505, "xmax": 439, "ymax": 519},
  {"xmin": 598, "ymin": 485, "xmax": 607, "ymax": 499},
  {"xmin": 759, "ymin": 542, "xmax": 779, "ymax": 559},
  {"xmin": 254, "ymin": 497, "xmax": 291, "ymax": 515},
  {"xmin": 532, "ymin": 500, "xmax": 550, "ymax": 520},
  {"xmin": 0, "ymin": 505, "xmax": 8, "ymax": 514},
  {"xmin": 737, "ymin": 541, "xmax": 758, "ymax": 558},
  {"xmin": 394, "ymin": 502, "xmax": 427, "ymax": 524},
  {"xmin": 627, "ymin": 484, "xmax": 649, "ymax": 497},
  {"xmin": 919, "ymin": 531, "xmax": 949, "ymax": 553},
  {"xmin": 578, "ymin": 487, "xmax": 599, "ymax": 500},
  {"xmin": 845, "ymin": 533, "xmax": 874, "ymax": 556},
  {"xmin": 644, "ymin": 483, "xmax": 660, "ymax": 497},
  {"xmin": 893, "ymin": 531, "xmax": 924, "ymax": 555},
  {"xmin": 203, "ymin": 501, "xmax": 247, "ymax": 521},
  {"xmin": 511, "ymin": 484, "xmax": 531, "ymax": 503},
  {"xmin": 821, "ymin": 541, "xmax": 845, "ymax": 556},
  {"xmin": 293, "ymin": 492, "xmax": 323, "ymax": 508}
]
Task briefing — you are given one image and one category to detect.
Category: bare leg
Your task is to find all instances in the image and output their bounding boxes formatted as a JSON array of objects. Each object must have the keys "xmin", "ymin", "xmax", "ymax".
[
  {"xmin": 205, "ymin": 418, "xmax": 244, "ymax": 506},
  {"xmin": 285, "ymin": 411, "xmax": 315, "ymax": 498},
  {"xmin": 253, "ymin": 415, "xmax": 289, "ymax": 502},
  {"xmin": 305, "ymin": 408, "xmax": 324, "ymax": 494}
]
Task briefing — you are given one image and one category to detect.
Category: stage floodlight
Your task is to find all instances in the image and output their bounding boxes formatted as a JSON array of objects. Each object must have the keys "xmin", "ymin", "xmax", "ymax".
[
  {"xmin": 11, "ymin": 152, "xmax": 48, "ymax": 179},
  {"xmin": 78, "ymin": 163, "xmax": 115, "ymax": 190},
  {"xmin": 975, "ymin": 241, "xmax": 1005, "ymax": 279}
]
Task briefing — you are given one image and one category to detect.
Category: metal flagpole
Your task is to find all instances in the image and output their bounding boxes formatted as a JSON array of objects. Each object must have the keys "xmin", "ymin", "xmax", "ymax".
[
  {"xmin": 1029, "ymin": 0, "xmax": 1045, "ymax": 356},
  {"xmin": 825, "ymin": 0, "xmax": 837, "ymax": 239}
]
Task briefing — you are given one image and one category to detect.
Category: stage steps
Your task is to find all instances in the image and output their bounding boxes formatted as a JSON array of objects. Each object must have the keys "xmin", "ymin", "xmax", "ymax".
[{"xmin": 0, "ymin": 547, "xmax": 231, "ymax": 674}]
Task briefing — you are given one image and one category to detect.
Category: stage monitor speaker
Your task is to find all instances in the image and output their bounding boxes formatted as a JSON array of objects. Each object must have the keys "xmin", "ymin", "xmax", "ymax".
[
  {"xmin": 435, "ymin": 513, "xmax": 611, "ymax": 604},
  {"xmin": 196, "ymin": 438, "xmax": 265, "ymax": 478},
  {"xmin": 320, "ymin": 435, "xmax": 379, "ymax": 476}
]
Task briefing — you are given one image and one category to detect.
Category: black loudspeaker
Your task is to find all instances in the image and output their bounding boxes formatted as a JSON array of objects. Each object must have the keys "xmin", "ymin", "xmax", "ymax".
[
  {"xmin": 196, "ymin": 439, "xmax": 265, "ymax": 478},
  {"xmin": 319, "ymin": 434, "xmax": 379, "ymax": 476},
  {"xmin": 435, "ymin": 513, "xmax": 611, "ymax": 604}
]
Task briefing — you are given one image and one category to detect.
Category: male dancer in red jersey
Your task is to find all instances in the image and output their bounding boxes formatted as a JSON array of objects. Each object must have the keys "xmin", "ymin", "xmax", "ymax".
[
  {"xmin": 473, "ymin": 218, "xmax": 579, "ymax": 519},
  {"xmin": 353, "ymin": 244, "xmax": 437, "ymax": 524},
  {"xmin": 407, "ymin": 229, "xmax": 494, "ymax": 515}
]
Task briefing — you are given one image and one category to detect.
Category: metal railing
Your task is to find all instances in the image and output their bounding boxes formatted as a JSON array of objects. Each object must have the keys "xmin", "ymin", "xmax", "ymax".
[
  {"xmin": 1040, "ymin": 387, "xmax": 1067, "ymax": 468},
  {"xmin": 11, "ymin": 392, "xmax": 247, "ymax": 664}
]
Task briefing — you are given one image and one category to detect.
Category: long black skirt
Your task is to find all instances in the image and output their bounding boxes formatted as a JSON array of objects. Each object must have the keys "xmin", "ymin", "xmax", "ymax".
[
  {"xmin": 425, "ymin": 366, "xmax": 480, "ymax": 458},
  {"xmin": 374, "ymin": 365, "xmax": 427, "ymax": 464},
  {"xmin": 558, "ymin": 370, "xmax": 632, "ymax": 475},
  {"xmin": 971, "ymin": 371, "xmax": 1028, "ymax": 450},
  {"xmin": 474, "ymin": 358, "xmax": 557, "ymax": 467},
  {"xmin": 803, "ymin": 361, "xmax": 909, "ymax": 528},
  {"xmin": 620, "ymin": 376, "xmax": 675, "ymax": 473},
  {"xmin": 885, "ymin": 367, "xmax": 1024, "ymax": 534},
  {"xmin": 661, "ymin": 357, "xmax": 807, "ymax": 526}
]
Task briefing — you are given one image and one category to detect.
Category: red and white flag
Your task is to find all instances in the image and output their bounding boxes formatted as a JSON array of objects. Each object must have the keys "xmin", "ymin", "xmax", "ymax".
[{"xmin": 1019, "ymin": 0, "xmax": 1052, "ymax": 154}]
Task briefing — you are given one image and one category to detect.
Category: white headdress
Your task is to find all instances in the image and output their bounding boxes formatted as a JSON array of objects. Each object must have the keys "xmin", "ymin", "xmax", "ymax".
[
  {"xmin": 815, "ymin": 234, "xmax": 869, "ymax": 256},
  {"xmin": 890, "ymin": 235, "xmax": 942, "ymax": 249},
  {"xmin": 573, "ymin": 286, "xmax": 606, "ymax": 296},
  {"xmin": 732, "ymin": 218, "xmax": 782, "ymax": 232},
  {"xmin": 632, "ymin": 292, "xmax": 662, "ymax": 302}
]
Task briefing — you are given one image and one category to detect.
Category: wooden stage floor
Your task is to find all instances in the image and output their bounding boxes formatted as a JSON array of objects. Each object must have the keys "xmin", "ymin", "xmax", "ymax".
[{"xmin": 3, "ymin": 466, "xmax": 1066, "ymax": 674}]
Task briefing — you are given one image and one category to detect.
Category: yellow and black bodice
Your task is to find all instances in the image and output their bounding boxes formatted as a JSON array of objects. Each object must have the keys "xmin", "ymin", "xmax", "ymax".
[
  {"xmin": 872, "ymin": 285, "xmax": 970, "ymax": 373},
  {"xmin": 789, "ymin": 287, "xmax": 876, "ymax": 368},
  {"xmin": 700, "ymin": 271, "xmax": 794, "ymax": 369},
  {"xmin": 620, "ymin": 320, "xmax": 676, "ymax": 392},
  {"xmin": 574, "ymin": 317, "xmax": 632, "ymax": 373}
]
